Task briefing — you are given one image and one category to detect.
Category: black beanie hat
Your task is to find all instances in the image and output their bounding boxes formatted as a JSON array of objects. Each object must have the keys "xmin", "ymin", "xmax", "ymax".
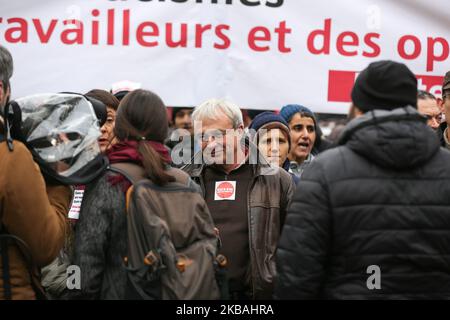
[{"xmin": 351, "ymin": 60, "xmax": 418, "ymax": 112}]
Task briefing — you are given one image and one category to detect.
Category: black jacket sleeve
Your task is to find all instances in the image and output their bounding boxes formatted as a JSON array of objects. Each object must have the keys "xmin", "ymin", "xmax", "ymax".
[
  {"xmin": 279, "ymin": 169, "xmax": 296, "ymax": 229},
  {"xmin": 274, "ymin": 160, "xmax": 331, "ymax": 299}
]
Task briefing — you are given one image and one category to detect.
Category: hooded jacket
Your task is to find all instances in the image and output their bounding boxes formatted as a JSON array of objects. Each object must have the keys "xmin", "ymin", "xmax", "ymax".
[
  {"xmin": 0, "ymin": 140, "xmax": 71, "ymax": 300},
  {"xmin": 275, "ymin": 107, "xmax": 450, "ymax": 299}
]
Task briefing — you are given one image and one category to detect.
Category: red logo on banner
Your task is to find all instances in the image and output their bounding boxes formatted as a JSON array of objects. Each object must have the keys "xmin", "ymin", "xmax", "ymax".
[
  {"xmin": 328, "ymin": 70, "xmax": 444, "ymax": 103},
  {"xmin": 328, "ymin": 70, "xmax": 357, "ymax": 103}
]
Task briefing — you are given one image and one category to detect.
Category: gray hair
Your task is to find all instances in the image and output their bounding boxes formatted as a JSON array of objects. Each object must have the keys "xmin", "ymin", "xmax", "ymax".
[
  {"xmin": 192, "ymin": 99, "xmax": 243, "ymax": 129},
  {"xmin": 0, "ymin": 45, "xmax": 13, "ymax": 88}
]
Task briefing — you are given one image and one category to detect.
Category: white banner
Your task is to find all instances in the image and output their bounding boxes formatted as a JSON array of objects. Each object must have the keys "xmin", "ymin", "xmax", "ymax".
[{"xmin": 1, "ymin": 0, "xmax": 449, "ymax": 113}]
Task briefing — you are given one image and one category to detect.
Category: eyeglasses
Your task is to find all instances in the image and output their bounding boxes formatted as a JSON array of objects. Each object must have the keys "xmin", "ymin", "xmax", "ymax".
[
  {"xmin": 199, "ymin": 129, "xmax": 233, "ymax": 142},
  {"xmin": 424, "ymin": 114, "xmax": 443, "ymax": 123}
]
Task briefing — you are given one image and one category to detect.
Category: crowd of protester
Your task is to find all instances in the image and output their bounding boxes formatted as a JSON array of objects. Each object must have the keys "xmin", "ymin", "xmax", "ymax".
[{"xmin": 2, "ymin": 43, "xmax": 450, "ymax": 300}]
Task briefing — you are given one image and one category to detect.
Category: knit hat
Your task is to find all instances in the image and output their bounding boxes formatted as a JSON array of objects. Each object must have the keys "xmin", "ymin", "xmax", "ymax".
[
  {"xmin": 351, "ymin": 60, "xmax": 418, "ymax": 112},
  {"xmin": 280, "ymin": 104, "xmax": 316, "ymax": 124},
  {"xmin": 279, "ymin": 104, "xmax": 325, "ymax": 153},
  {"xmin": 249, "ymin": 111, "xmax": 291, "ymax": 150}
]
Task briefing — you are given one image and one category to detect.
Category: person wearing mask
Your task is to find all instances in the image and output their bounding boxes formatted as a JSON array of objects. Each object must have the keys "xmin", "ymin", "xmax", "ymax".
[
  {"xmin": 41, "ymin": 90, "xmax": 118, "ymax": 299},
  {"xmin": 275, "ymin": 60, "xmax": 450, "ymax": 300},
  {"xmin": 0, "ymin": 45, "xmax": 72, "ymax": 300}
]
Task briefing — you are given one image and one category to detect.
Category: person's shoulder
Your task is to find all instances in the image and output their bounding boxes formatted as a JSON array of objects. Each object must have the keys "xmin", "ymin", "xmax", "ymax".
[
  {"xmin": 180, "ymin": 162, "xmax": 203, "ymax": 176},
  {"xmin": 429, "ymin": 146, "xmax": 450, "ymax": 169},
  {"xmin": 85, "ymin": 170, "xmax": 121, "ymax": 197},
  {"xmin": 256, "ymin": 164, "xmax": 293, "ymax": 185},
  {"xmin": 299, "ymin": 145, "xmax": 358, "ymax": 183},
  {"xmin": 1, "ymin": 140, "xmax": 38, "ymax": 170},
  {"xmin": 313, "ymin": 144, "xmax": 358, "ymax": 167},
  {"xmin": 278, "ymin": 166, "xmax": 293, "ymax": 182},
  {"xmin": 1, "ymin": 140, "xmax": 30, "ymax": 156},
  {"xmin": 167, "ymin": 166, "xmax": 192, "ymax": 185}
]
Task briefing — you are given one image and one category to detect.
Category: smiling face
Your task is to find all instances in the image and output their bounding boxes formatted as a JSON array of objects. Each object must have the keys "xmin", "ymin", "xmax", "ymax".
[
  {"xmin": 98, "ymin": 106, "xmax": 116, "ymax": 153},
  {"xmin": 199, "ymin": 110, "xmax": 244, "ymax": 167},
  {"xmin": 258, "ymin": 128, "xmax": 289, "ymax": 167},
  {"xmin": 288, "ymin": 113, "xmax": 316, "ymax": 164}
]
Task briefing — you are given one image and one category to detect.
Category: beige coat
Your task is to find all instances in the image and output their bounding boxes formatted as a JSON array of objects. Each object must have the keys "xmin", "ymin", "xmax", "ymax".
[{"xmin": 0, "ymin": 141, "xmax": 71, "ymax": 299}]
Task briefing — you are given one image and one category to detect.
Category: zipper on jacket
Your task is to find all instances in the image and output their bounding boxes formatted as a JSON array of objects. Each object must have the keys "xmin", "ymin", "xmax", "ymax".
[{"xmin": 247, "ymin": 173, "xmax": 258, "ymax": 298}]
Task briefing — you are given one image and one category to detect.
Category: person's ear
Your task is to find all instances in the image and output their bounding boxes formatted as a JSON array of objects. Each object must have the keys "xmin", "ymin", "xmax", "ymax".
[
  {"xmin": 0, "ymin": 82, "xmax": 4, "ymax": 106},
  {"xmin": 348, "ymin": 104, "xmax": 363, "ymax": 120},
  {"xmin": 437, "ymin": 97, "xmax": 445, "ymax": 113}
]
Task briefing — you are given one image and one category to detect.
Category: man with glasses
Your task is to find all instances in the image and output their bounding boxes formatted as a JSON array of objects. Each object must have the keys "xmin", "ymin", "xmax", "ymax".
[
  {"xmin": 437, "ymin": 71, "xmax": 450, "ymax": 150},
  {"xmin": 182, "ymin": 99, "xmax": 294, "ymax": 300},
  {"xmin": 417, "ymin": 90, "xmax": 442, "ymax": 131}
]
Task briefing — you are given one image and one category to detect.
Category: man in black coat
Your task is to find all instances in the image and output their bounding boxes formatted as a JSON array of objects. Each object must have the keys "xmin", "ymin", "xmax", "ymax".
[{"xmin": 275, "ymin": 60, "xmax": 450, "ymax": 299}]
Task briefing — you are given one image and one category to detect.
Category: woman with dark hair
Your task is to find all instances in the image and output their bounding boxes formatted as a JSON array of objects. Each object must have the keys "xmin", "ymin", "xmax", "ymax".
[
  {"xmin": 279, "ymin": 104, "xmax": 332, "ymax": 178},
  {"xmin": 66, "ymin": 89, "xmax": 198, "ymax": 299},
  {"xmin": 85, "ymin": 89, "xmax": 120, "ymax": 153}
]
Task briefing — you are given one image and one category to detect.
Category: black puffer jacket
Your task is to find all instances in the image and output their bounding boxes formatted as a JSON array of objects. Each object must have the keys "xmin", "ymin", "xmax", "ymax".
[{"xmin": 275, "ymin": 107, "xmax": 450, "ymax": 299}]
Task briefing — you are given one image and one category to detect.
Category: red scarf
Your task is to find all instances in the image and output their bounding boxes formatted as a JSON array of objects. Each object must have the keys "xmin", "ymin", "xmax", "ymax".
[
  {"xmin": 107, "ymin": 140, "xmax": 171, "ymax": 165},
  {"xmin": 106, "ymin": 140, "xmax": 171, "ymax": 190}
]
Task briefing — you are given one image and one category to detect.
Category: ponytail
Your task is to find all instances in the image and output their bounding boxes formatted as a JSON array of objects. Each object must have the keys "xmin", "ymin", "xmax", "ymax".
[{"xmin": 138, "ymin": 140, "xmax": 175, "ymax": 186}]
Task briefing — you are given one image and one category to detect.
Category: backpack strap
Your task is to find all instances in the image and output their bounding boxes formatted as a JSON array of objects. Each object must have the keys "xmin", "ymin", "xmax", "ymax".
[
  {"xmin": 108, "ymin": 163, "xmax": 147, "ymax": 184},
  {"xmin": 0, "ymin": 224, "xmax": 46, "ymax": 300},
  {"xmin": 108, "ymin": 163, "xmax": 147, "ymax": 212},
  {"xmin": 166, "ymin": 167, "xmax": 190, "ymax": 186},
  {"xmin": 108, "ymin": 163, "xmax": 198, "ymax": 209},
  {"xmin": 0, "ymin": 224, "xmax": 12, "ymax": 300}
]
